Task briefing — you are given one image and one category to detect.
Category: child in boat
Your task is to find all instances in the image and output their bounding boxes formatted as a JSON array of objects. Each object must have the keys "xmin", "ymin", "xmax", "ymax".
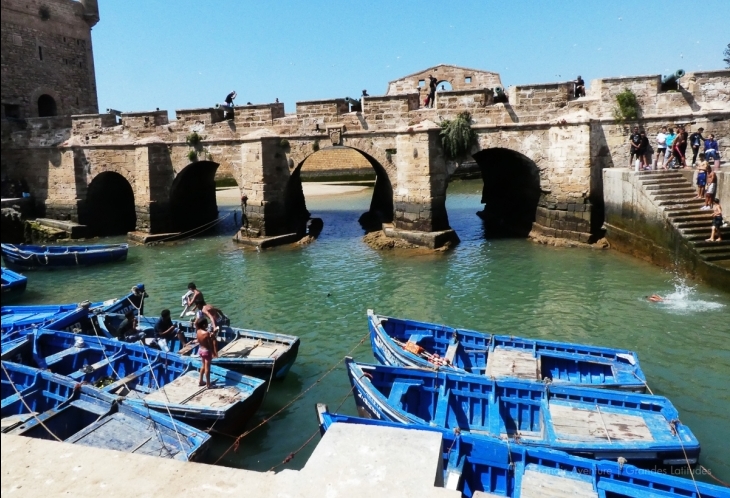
[
  {"xmin": 193, "ymin": 296, "xmax": 229, "ymax": 332},
  {"xmin": 196, "ymin": 317, "xmax": 214, "ymax": 388},
  {"xmin": 154, "ymin": 309, "xmax": 187, "ymax": 351}
]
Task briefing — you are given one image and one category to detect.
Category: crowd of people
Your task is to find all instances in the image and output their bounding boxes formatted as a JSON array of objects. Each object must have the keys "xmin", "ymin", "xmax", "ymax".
[
  {"xmin": 111, "ymin": 281, "xmax": 229, "ymax": 388},
  {"xmin": 630, "ymin": 125, "xmax": 721, "ymax": 171}
]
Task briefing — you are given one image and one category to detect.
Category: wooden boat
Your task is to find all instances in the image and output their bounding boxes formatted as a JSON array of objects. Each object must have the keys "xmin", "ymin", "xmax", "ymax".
[
  {"xmin": 90, "ymin": 312, "xmax": 300, "ymax": 380},
  {"xmin": 1, "ymin": 243, "xmax": 128, "ymax": 270},
  {"xmin": 8, "ymin": 330, "xmax": 266, "ymax": 434},
  {"xmin": 316, "ymin": 405, "xmax": 727, "ymax": 498},
  {"xmin": 345, "ymin": 358, "xmax": 700, "ymax": 467},
  {"xmin": 1, "ymin": 361, "xmax": 210, "ymax": 461},
  {"xmin": 1, "ymin": 268, "xmax": 27, "ymax": 301},
  {"xmin": 1, "ymin": 284, "xmax": 146, "ymax": 340},
  {"xmin": 368, "ymin": 310, "xmax": 648, "ymax": 392}
]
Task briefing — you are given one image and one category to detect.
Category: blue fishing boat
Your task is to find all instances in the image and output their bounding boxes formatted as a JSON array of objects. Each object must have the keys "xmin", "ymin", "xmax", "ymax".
[
  {"xmin": 368, "ymin": 310, "xmax": 648, "ymax": 392},
  {"xmin": 1, "ymin": 243, "xmax": 128, "ymax": 270},
  {"xmin": 8, "ymin": 330, "xmax": 266, "ymax": 434},
  {"xmin": 83, "ymin": 312, "xmax": 300, "ymax": 380},
  {"xmin": 345, "ymin": 358, "xmax": 700, "ymax": 467},
  {"xmin": 1, "ymin": 268, "xmax": 27, "ymax": 301},
  {"xmin": 1, "ymin": 284, "xmax": 146, "ymax": 340},
  {"xmin": 1, "ymin": 361, "xmax": 210, "ymax": 460},
  {"xmin": 317, "ymin": 405, "xmax": 727, "ymax": 498}
]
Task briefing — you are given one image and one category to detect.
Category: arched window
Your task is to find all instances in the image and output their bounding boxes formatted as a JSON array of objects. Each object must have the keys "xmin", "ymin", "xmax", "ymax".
[{"xmin": 37, "ymin": 94, "xmax": 57, "ymax": 117}]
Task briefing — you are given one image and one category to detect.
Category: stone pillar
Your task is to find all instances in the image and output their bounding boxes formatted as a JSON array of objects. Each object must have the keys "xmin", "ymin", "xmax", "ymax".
[
  {"xmin": 45, "ymin": 148, "xmax": 82, "ymax": 221},
  {"xmin": 533, "ymin": 123, "xmax": 594, "ymax": 242},
  {"xmin": 137, "ymin": 144, "xmax": 174, "ymax": 233},
  {"xmin": 239, "ymin": 137, "xmax": 291, "ymax": 236},
  {"xmin": 392, "ymin": 128, "xmax": 450, "ymax": 232}
]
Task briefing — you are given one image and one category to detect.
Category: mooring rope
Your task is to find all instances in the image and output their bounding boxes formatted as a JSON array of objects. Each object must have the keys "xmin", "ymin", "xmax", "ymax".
[
  {"xmin": 213, "ymin": 330, "xmax": 370, "ymax": 465},
  {"xmin": 143, "ymin": 212, "xmax": 233, "ymax": 245}
]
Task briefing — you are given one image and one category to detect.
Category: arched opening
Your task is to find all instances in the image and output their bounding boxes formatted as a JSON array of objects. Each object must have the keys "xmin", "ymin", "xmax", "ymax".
[
  {"xmin": 168, "ymin": 161, "xmax": 219, "ymax": 232},
  {"xmin": 472, "ymin": 148, "xmax": 541, "ymax": 238},
  {"xmin": 81, "ymin": 172, "xmax": 136, "ymax": 236},
  {"xmin": 284, "ymin": 146, "xmax": 393, "ymax": 236},
  {"xmin": 37, "ymin": 94, "xmax": 57, "ymax": 117},
  {"xmin": 437, "ymin": 81, "xmax": 453, "ymax": 92}
]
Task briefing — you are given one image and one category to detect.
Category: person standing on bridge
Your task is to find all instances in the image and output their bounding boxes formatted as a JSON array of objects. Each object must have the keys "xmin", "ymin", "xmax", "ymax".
[
  {"xmin": 628, "ymin": 126, "xmax": 642, "ymax": 168},
  {"xmin": 428, "ymin": 75, "xmax": 437, "ymax": 108},
  {"xmin": 223, "ymin": 91, "xmax": 237, "ymax": 119}
]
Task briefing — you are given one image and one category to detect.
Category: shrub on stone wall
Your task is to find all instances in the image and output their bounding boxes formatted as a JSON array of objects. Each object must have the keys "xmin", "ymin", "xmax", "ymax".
[
  {"xmin": 614, "ymin": 89, "xmax": 639, "ymax": 123},
  {"xmin": 440, "ymin": 111, "xmax": 476, "ymax": 160},
  {"xmin": 187, "ymin": 150, "xmax": 198, "ymax": 162},
  {"xmin": 312, "ymin": 140, "xmax": 320, "ymax": 152},
  {"xmin": 186, "ymin": 132, "xmax": 203, "ymax": 148}
]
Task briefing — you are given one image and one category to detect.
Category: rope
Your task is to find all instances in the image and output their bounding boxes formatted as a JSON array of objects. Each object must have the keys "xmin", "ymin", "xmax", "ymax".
[
  {"xmin": 144, "ymin": 212, "xmax": 233, "ymax": 245},
  {"xmin": 266, "ymin": 374, "xmax": 364, "ymax": 473},
  {"xmin": 699, "ymin": 465, "xmax": 730, "ymax": 488},
  {"xmin": 1, "ymin": 361, "xmax": 63, "ymax": 442},
  {"xmin": 595, "ymin": 404, "xmax": 612, "ymax": 444},
  {"xmin": 89, "ymin": 317, "xmax": 180, "ymax": 459},
  {"xmin": 213, "ymin": 330, "xmax": 370, "ymax": 465},
  {"xmin": 118, "ymin": 291, "xmax": 189, "ymax": 460},
  {"xmin": 669, "ymin": 419, "xmax": 702, "ymax": 498},
  {"xmin": 631, "ymin": 371, "xmax": 654, "ymax": 395}
]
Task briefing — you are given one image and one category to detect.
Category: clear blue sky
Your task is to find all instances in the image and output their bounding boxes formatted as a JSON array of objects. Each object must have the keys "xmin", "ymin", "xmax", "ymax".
[{"xmin": 92, "ymin": 0, "xmax": 730, "ymax": 115}]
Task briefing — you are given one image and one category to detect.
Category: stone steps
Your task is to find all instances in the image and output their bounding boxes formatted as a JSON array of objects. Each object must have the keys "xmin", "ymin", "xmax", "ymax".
[{"xmin": 637, "ymin": 171, "xmax": 729, "ymax": 264}]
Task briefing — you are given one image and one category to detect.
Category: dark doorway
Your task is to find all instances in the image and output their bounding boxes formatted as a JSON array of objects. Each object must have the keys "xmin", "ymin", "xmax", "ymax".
[
  {"xmin": 472, "ymin": 148, "xmax": 541, "ymax": 237},
  {"xmin": 284, "ymin": 146, "xmax": 393, "ymax": 235},
  {"xmin": 82, "ymin": 172, "xmax": 136, "ymax": 236},
  {"xmin": 37, "ymin": 94, "xmax": 57, "ymax": 117},
  {"xmin": 168, "ymin": 161, "xmax": 219, "ymax": 232}
]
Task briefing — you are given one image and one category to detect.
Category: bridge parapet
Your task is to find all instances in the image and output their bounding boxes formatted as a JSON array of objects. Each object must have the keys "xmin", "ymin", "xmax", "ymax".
[
  {"xmin": 362, "ymin": 94, "xmax": 419, "ymax": 129},
  {"xmin": 175, "ymin": 107, "xmax": 226, "ymax": 126},
  {"xmin": 120, "ymin": 110, "xmax": 169, "ymax": 130},
  {"xmin": 71, "ymin": 113, "xmax": 118, "ymax": 133},
  {"xmin": 435, "ymin": 89, "xmax": 494, "ymax": 111},
  {"xmin": 233, "ymin": 103, "xmax": 285, "ymax": 128}
]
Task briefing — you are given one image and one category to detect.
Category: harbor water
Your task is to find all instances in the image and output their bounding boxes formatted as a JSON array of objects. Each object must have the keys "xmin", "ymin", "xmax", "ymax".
[{"xmin": 10, "ymin": 179, "xmax": 730, "ymax": 483}]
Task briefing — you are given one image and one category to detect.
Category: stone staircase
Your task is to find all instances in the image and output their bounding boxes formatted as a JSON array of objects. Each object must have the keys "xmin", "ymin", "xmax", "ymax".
[{"xmin": 638, "ymin": 170, "xmax": 730, "ymax": 267}]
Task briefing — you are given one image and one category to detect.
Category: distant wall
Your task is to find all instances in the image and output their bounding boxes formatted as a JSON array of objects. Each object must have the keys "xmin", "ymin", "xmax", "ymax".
[{"xmin": 387, "ymin": 65, "xmax": 502, "ymax": 96}]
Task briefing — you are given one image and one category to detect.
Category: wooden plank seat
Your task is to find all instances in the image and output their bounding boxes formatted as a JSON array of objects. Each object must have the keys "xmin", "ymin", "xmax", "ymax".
[
  {"xmin": 217, "ymin": 337, "xmax": 284, "ymax": 359},
  {"xmin": 520, "ymin": 466, "xmax": 598, "ymax": 498},
  {"xmin": 143, "ymin": 373, "xmax": 243, "ymax": 407},
  {"xmin": 549, "ymin": 403, "xmax": 655, "ymax": 442},
  {"xmin": 485, "ymin": 347, "xmax": 540, "ymax": 380}
]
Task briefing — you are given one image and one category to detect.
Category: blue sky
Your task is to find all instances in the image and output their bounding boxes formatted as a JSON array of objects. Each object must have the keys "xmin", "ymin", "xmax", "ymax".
[{"xmin": 92, "ymin": 1, "xmax": 730, "ymax": 116}]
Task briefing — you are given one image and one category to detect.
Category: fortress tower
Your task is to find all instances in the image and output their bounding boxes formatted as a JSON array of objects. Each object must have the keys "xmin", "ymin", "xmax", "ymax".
[{"xmin": 1, "ymin": 0, "xmax": 100, "ymax": 119}]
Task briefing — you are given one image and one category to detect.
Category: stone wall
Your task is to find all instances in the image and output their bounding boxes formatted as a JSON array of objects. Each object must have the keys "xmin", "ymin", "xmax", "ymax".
[
  {"xmin": 1, "ymin": 0, "xmax": 99, "ymax": 118},
  {"xmin": 299, "ymin": 147, "xmax": 373, "ymax": 179},
  {"xmin": 386, "ymin": 65, "xmax": 502, "ymax": 95}
]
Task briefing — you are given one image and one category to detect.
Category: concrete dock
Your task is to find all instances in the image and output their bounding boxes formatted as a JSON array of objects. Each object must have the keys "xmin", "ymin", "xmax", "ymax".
[{"xmin": 1, "ymin": 423, "xmax": 459, "ymax": 498}]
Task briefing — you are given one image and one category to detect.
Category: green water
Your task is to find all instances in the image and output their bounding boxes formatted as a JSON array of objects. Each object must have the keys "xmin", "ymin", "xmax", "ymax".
[{"xmin": 10, "ymin": 180, "xmax": 730, "ymax": 483}]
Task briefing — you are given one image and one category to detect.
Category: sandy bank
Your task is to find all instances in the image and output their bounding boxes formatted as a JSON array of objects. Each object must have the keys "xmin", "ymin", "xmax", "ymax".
[{"xmin": 216, "ymin": 182, "xmax": 371, "ymax": 203}]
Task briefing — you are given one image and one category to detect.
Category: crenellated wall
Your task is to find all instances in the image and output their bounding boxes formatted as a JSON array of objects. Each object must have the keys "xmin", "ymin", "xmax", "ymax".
[{"xmin": 2, "ymin": 65, "xmax": 728, "ymax": 246}]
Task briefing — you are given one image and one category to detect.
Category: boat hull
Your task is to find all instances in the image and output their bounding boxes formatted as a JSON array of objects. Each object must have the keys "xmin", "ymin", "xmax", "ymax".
[
  {"xmin": 1, "ymin": 268, "xmax": 27, "ymax": 301},
  {"xmin": 368, "ymin": 310, "xmax": 647, "ymax": 392},
  {"xmin": 346, "ymin": 358, "xmax": 700, "ymax": 468},
  {"xmin": 1, "ymin": 243, "xmax": 128, "ymax": 270}
]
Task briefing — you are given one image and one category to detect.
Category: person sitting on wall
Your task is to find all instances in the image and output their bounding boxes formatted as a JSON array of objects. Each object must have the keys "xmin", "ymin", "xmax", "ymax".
[
  {"xmin": 362, "ymin": 89, "xmax": 369, "ymax": 97},
  {"xmin": 573, "ymin": 76, "xmax": 586, "ymax": 98},
  {"xmin": 704, "ymin": 134, "xmax": 719, "ymax": 162}
]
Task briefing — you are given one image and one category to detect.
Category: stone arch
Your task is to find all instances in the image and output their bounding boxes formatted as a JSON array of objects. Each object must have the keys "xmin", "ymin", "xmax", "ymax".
[
  {"xmin": 79, "ymin": 171, "xmax": 136, "ymax": 236},
  {"xmin": 437, "ymin": 80, "xmax": 453, "ymax": 91},
  {"xmin": 30, "ymin": 87, "xmax": 61, "ymax": 117},
  {"xmin": 471, "ymin": 147, "xmax": 541, "ymax": 237},
  {"xmin": 37, "ymin": 95, "xmax": 57, "ymax": 117},
  {"xmin": 168, "ymin": 160, "xmax": 219, "ymax": 232},
  {"xmin": 284, "ymin": 145, "xmax": 394, "ymax": 233}
]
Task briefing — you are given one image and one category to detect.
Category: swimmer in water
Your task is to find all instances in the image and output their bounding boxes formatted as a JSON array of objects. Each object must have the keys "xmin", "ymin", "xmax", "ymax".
[{"xmin": 647, "ymin": 294, "xmax": 664, "ymax": 302}]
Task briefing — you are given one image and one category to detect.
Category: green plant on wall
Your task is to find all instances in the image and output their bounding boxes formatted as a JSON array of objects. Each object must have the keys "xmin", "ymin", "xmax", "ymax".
[
  {"xmin": 440, "ymin": 111, "xmax": 476, "ymax": 160},
  {"xmin": 614, "ymin": 89, "xmax": 639, "ymax": 123},
  {"xmin": 186, "ymin": 132, "xmax": 203, "ymax": 148},
  {"xmin": 312, "ymin": 140, "xmax": 320, "ymax": 152},
  {"xmin": 187, "ymin": 150, "xmax": 198, "ymax": 162}
]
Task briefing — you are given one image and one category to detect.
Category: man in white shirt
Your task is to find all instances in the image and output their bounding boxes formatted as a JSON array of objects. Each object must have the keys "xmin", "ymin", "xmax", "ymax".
[{"xmin": 654, "ymin": 126, "xmax": 668, "ymax": 170}]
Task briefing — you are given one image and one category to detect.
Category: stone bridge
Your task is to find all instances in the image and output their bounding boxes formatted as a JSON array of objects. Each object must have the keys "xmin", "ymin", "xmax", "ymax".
[{"xmin": 2, "ymin": 65, "xmax": 728, "ymax": 246}]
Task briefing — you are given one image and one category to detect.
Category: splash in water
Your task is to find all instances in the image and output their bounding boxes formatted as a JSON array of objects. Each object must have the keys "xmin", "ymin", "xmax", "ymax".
[{"xmin": 649, "ymin": 277, "xmax": 726, "ymax": 313}]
